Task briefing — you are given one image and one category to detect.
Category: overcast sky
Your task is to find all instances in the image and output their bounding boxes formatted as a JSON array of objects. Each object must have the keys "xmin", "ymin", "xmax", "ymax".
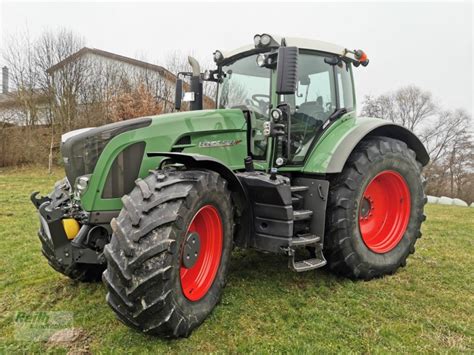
[{"xmin": 1, "ymin": 1, "xmax": 472, "ymax": 114}]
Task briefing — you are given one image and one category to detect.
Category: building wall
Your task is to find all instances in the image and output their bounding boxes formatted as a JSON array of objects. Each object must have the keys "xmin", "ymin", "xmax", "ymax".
[{"xmin": 51, "ymin": 52, "xmax": 176, "ymax": 109}]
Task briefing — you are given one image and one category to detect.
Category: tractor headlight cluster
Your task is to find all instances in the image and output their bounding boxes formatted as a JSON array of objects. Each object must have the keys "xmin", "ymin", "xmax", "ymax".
[
  {"xmin": 74, "ymin": 175, "xmax": 91, "ymax": 199},
  {"xmin": 253, "ymin": 33, "xmax": 277, "ymax": 48}
]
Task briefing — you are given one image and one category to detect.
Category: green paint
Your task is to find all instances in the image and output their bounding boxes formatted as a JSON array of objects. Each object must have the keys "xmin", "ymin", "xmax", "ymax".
[
  {"xmin": 72, "ymin": 51, "xmax": 404, "ymax": 213},
  {"xmin": 78, "ymin": 107, "xmax": 389, "ymax": 211},
  {"xmin": 302, "ymin": 114, "xmax": 383, "ymax": 173},
  {"xmin": 80, "ymin": 109, "xmax": 247, "ymax": 211}
]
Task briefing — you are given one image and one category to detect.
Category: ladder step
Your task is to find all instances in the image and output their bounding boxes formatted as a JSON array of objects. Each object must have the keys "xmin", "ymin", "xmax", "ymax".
[
  {"xmin": 287, "ymin": 245, "xmax": 327, "ymax": 272},
  {"xmin": 290, "ymin": 234, "xmax": 321, "ymax": 246},
  {"xmin": 293, "ymin": 209, "xmax": 313, "ymax": 221},
  {"xmin": 290, "ymin": 186, "xmax": 309, "ymax": 193},
  {"xmin": 291, "ymin": 258, "xmax": 327, "ymax": 272}
]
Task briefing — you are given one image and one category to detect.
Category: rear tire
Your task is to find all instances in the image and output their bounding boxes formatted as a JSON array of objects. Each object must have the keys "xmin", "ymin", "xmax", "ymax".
[
  {"xmin": 102, "ymin": 169, "xmax": 233, "ymax": 337},
  {"xmin": 324, "ymin": 137, "xmax": 427, "ymax": 280}
]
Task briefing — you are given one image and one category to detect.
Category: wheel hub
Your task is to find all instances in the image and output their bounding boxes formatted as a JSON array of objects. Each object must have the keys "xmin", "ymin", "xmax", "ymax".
[
  {"xmin": 358, "ymin": 170, "xmax": 411, "ymax": 254},
  {"xmin": 180, "ymin": 205, "xmax": 223, "ymax": 302},
  {"xmin": 360, "ymin": 197, "xmax": 373, "ymax": 219},
  {"xmin": 182, "ymin": 232, "xmax": 201, "ymax": 268}
]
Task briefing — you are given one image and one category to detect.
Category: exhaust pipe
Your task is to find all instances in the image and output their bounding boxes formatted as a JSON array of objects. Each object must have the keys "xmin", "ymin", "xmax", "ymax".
[
  {"xmin": 174, "ymin": 56, "xmax": 204, "ymax": 111},
  {"xmin": 188, "ymin": 56, "xmax": 201, "ymax": 77},
  {"xmin": 188, "ymin": 56, "xmax": 203, "ymax": 111}
]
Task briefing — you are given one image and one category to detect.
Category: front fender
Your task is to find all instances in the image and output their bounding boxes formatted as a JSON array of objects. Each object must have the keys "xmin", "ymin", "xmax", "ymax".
[
  {"xmin": 303, "ymin": 116, "xmax": 430, "ymax": 174},
  {"xmin": 146, "ymin": 152, "xmax": 248, "ymax": 205}
]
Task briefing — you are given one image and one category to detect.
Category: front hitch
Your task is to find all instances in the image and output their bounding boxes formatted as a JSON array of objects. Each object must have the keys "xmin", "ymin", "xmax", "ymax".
[
  {"xmin": 30, "ymin": 191, "xmax": 51, "ymax": 209},
  {"xmin": 31, "ymin": 186, "xmax": 104, "ymax": 268}
]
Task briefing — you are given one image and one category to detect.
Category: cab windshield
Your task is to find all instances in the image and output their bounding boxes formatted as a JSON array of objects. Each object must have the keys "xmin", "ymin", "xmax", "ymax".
[{"xmin": 218, "ymin": 54, "xmax": 271, "ymax": 116}]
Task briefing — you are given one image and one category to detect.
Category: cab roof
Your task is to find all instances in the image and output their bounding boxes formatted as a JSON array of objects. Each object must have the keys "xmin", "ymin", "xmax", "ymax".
[{"xmin": 222, "ymin": 35, "xmax": 357, "ymax": 62}]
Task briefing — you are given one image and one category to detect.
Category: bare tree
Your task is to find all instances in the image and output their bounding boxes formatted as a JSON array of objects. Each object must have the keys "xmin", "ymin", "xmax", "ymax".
[
  {"xmin": 361, "ymin": 85, "xmax": 436, "ymax": 132},
  {"xmin": 420, "ymin": 109, "xmax": 472, "ymax": 164},
  {"xmin": 3, "ymin": 29, "xmax": 43, "ymax": 126},
  {"xmin": 2, "ymin": 28, "xmax": 86, "ymax": 171},
  {"xmin": 41, "ymin": 31, "xmax": 86, "ymax": 131},
  {"xmin": 362, "ymin": 87, "xmax": 473, "ymax": 203}
]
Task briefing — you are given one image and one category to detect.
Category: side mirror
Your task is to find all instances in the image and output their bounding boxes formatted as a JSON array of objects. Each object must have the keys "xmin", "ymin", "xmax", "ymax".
[
  {"xmin": 276, "ymin": 46, "xmax": 298, "ymax": 95},
  {"xmin": 175, "ymin": 78, "xmax": 183, "ymax": 110}
]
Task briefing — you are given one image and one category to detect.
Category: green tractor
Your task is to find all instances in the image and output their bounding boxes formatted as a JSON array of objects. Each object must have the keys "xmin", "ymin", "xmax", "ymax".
[{"xmin": 31, "ymin": 34, "xmax": 428, "ymax": 337}]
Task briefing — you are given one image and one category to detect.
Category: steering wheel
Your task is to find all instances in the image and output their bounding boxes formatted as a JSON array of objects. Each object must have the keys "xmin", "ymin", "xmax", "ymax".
[
  {"xmin": 252, "ymin": 94, "xmax": 270, "ymax": 104},
  {"xmin": 251, "ymin": 94, "xmax": 270, "ymax": 113},
  {"xmin": 243, "ymin": 94, "xmax": 270, "ymax": 115}
]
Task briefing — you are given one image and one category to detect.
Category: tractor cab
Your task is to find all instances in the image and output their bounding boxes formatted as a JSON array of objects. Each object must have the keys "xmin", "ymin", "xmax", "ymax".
[{"xmin": 176, "ymin": 34, "xmax": 369, "ymax": 170}]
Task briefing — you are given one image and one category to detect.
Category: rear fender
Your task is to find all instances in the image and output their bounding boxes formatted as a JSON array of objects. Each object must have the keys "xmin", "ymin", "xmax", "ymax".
[{"xmin": 303, "ymin": 117, "xmax": 430, "ymax": 174}]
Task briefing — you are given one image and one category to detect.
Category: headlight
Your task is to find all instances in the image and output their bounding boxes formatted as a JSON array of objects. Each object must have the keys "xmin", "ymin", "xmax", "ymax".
[
  {"xmin": 261, "ymin": 34, "xmax": 271, "ymax": 46},
  {"xmin": 253, "ymin": 35, "xmax": 261, "ymax": 47},
  {"xmin": 75, "ymin": 175, "xmax": 91, "ymax": 198},
  {"xmin": 271, "ymin": 108, "xmax": 283, "ymax": 122},
  {"xmin": 256, "ymin": 54, "xmax": 267, "ymax": 67}
]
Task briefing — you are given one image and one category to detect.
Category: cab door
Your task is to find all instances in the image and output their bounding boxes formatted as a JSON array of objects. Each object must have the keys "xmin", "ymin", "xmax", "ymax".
[{"xmin": 283, "ymin": 51, "xmax": 355, "ymax": 165}]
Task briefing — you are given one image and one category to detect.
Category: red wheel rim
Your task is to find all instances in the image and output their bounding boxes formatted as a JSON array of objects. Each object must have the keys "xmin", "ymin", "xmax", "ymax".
[
  {"xmin": 359, "ymin": 170, "xmax": 411, "ymax": 253},
  {"xmin": 180, "ymin": 205, "xmax": 223, "ymax": 301}
]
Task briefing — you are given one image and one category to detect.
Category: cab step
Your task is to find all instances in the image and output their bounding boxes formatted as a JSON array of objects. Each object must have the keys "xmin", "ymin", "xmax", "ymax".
[
  {"xmin": 289, "ymin": 233, "xmax": 321, "ymax": 247},
  {"xmin": 290, "ymin": 257, "xmax": 327, "ymax": 272},
  {"xmin": 293, "ymin": 209, "xmax": 313, "ymax": 221},
  {"xmin": 285, "ymin": 240, "xmax": 327, "ymax": 272}
]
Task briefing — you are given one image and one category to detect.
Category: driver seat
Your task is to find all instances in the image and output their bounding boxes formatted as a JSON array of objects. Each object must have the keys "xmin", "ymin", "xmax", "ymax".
[{"xmin": 298, "ymin": 96, "xmax": 324, "ymax": 117}]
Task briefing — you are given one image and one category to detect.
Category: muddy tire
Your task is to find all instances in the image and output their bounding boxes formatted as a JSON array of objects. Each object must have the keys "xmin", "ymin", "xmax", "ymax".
[
  {"xmin": 324, "ymin": 137, "xmax": 427, "ymax": 280},
  {"xmin": 103, "ymin": 169, "xmax": 233, "ymax": 337}
]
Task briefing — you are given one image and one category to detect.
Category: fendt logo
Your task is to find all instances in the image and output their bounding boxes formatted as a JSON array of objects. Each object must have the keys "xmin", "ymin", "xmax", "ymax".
[{"xmin": 198, "ymin": 140, "xmax": 242, "ymax": 148}]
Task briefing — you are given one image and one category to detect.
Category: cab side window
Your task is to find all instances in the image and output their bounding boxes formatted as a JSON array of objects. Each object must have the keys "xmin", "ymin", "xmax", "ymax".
[
  {"xmin": 335, "ymin": 62, "xmax": 355, "ymax": 110},
  {"xmin": 285, "ymin": 53, "xmax": 336, "ymax": 163}
]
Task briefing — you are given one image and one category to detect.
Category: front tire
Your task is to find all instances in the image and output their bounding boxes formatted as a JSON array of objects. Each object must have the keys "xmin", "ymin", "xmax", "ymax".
[
  {"xmin": 102, "ymin": 169, "xmax": 233, "ymax": 337},
  {"xmin": 324, "ymin": 137, "xmax": 427, "ymax": 280}
]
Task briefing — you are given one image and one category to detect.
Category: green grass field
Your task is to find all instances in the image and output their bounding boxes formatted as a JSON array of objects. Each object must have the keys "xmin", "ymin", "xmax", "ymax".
[{"xmin": 0, "ymin": 166, "xmax": 473, "ymax": 353}]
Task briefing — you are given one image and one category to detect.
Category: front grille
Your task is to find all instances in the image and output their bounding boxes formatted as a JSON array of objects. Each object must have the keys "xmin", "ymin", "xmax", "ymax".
[{"xmin": 102, "ymin": 142, "xmax": 146, "ymax": 198}]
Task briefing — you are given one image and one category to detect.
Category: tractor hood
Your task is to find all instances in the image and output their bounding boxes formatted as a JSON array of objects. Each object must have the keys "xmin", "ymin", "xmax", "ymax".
[
  {"xmin": 61, "ymin": 117, "xmax": 152, "ymax": 185},
  {"xmin": 61, "ymin": 109, "xmax": 247, "ymax": 189}
]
